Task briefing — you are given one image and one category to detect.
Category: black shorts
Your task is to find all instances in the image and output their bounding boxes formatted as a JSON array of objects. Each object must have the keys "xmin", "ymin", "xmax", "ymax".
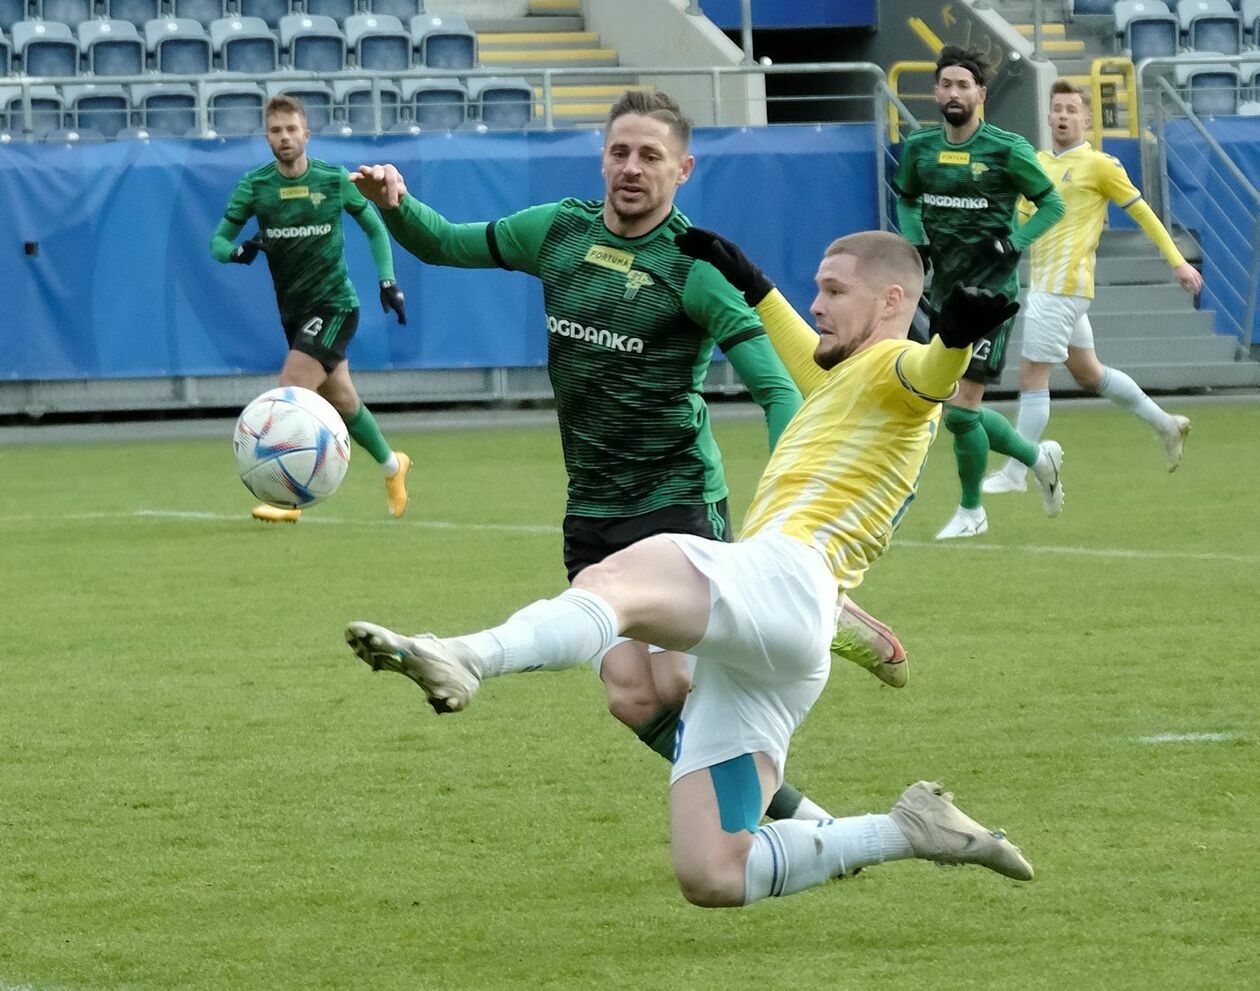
[
  {"xmin": 961, "ymin": 311, "xmax": 1016, "ymax": 385},
  {"xmin": 283, "ymin": 308, "xmax": 359, "ymax": 373},
  {"xmin": 562, "ymin": 500, "xmax": 733, "ymax": 581}
]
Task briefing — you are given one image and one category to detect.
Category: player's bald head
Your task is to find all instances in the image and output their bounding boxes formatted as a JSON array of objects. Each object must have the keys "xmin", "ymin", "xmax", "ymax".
[{"xmin": 823, "ymin": 231, "xmax": 924, "ymax": 301}]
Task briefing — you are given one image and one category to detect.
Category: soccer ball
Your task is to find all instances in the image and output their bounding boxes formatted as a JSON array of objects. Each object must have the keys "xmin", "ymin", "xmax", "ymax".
[{"xmin": 233, "ymin": 386, "xmax": 351, "ymax": 509}]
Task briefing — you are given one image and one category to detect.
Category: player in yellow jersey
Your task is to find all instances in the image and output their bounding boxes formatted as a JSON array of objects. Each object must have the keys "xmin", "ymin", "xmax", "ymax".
[
  {"xmin": 343, "ymin": 230, "xmax": 1034, "ymax": 907},
  {"xmin": 985, "ymin": 80, "xmax": 1203, "ymax": 493}
]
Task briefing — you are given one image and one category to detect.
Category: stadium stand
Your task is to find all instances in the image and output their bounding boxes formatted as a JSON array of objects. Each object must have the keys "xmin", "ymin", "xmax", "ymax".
[
  {"xmin": 332, "ymin": 75, "xmax": 401, "ymax": 131},
  {"xmin": 108, "ymin": 0, "xmax": 162, "ymax": 31},
  {"xmin": 469, "ymin": 74, "xmax": 533, "ymax": 129},
  {"xmin": 0, "ymin": 0, "xmax": 23, "ymax": 35},
  {"xmin": 264, "ymin": 76, "xmax": 333, "ymax": 127},
  {"xmin": 1245, "ymin": 0, "xmax": 1260, "ymax": 40},
  {"xmin": 210, "ymin": 15, "xmax": 278, "ymax": 73},
  {"xmin": 302, "ymin": 0, "xmax": 354, "ymax": 23},
  {"xmin": 80, "ymin": 19, "xmax": 146, "ymax": 75},
  {"xmin": 145, "ymin": 18, "xmax": 213, "ymax": 75},
  {"xmin": 2, "ymin": 82, "xmax": 62, "ymax": 136},
  {"xmin": 39, "ymin": 0, "xmax": 93, "ymax": 30},
  {"xmin": 411, "ymin": 12, "xmax": 476, "ymax": 70},
  {"xmin": 0, "ymin": 30, "xmax": 10, "ymax": 75},
  {"xmin": 130, "ymin": 79, "xmax": 197, "ymax": 134},
  {"xmin": 278, "ymin": 13, "xmax": 345, "ymax": 72},
  {"xmin": 205, "ymin": 77, "xmax": 264, "ymax": 134},
  {"xmin": 1115, "ymin": 1, "xmax": 1180, "ymax": 57},
  {"xmin": 1175, "ymin": 60, "xmax": 1241, "ymax": 114},
  {"xmin": 63, "ymin": 81, "xmax": 129, "ymax": 136},
  {"xmin": 403, "ymin": 75, "xmax": 467, "ymax": 129},
  {"xmin": 237, "ymin": 0, "xmax": 288, "ymax": 30},
  {"xmin": 1179, "ymin": 0, "xmax": 1242, "ymax": 54},
  {"xmin": 369, "ymin": 0, "xmax": 422, "ymax": 21},
  {"xmin": 171, "ymin": 0, "xmax": 228, "ymax": 32},
  {"xmin": 13, "ymin": 19, "xmax": 78, "ymax": 77}
]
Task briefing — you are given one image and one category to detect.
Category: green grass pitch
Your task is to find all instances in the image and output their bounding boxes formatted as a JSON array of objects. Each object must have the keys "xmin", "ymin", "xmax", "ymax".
[{"xmin": 1, "ymin": 399, "xmax": 1257, "ymax": 990}]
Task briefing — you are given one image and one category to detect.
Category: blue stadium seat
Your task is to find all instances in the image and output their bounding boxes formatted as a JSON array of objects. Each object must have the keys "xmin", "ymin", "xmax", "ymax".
[
  {"xmin": 0, "ymin": 0, "xmax": 25, "ymax": 34},
  {"xmin": 279, "ymin": 13, "xmax": 344, "ymax": 71},
  {"xmin": 265, "ymin": 77, "xmax": 333, "ymax": 128},
  {"xmin": 107, "ymin": 0, "xmax": 161, "ymax": 31},
  {"xmin": 79, "ymin": 19, "xmax": 145, "ymax": 76},
  {"xmin": 410, "ymin": 12, "xmax": 475, "ymax": 69},
  {"xmin": 332, "ymin": 76, "xmax": 401, "ymax": 132},
  {"xmin": 1072, "ymin": 0, "xmax": 1120, "ymax": 13},
  {"xmin": 1243, "ymin": 62, "xmax": 1260, "ymax": 103},
  {"xmin": 130, "ymin": 80, "xmax": 197, "ymax": 134},
  {"xmin": 1175, "ymin": 60, "xmax": 1240, "ymax": 114},
  {"xmin": 12, "ymin": 19, "xmax": 78, "ymax": 77},
  {"xmin": 469, "ymin": 76, "xmax": 533, "ymax": 129},
  {"xmin": 0, "ymin": 30, "xmax": 11, "ymax": 74},
  {"xmin": 144, "ymin": 17, "xmax": 212, "ymax": 74},
  {"xmin": 206, "ymin": 79, "xmax": 265, "ymax": 135},
  {"xmin": 237, "ymin": 0, "xmax": 289, "ymax": 29},
  {"xmin": 63, "ymin": 82, "xmax": 129, "ymax": 137},
  {"xmin": 39, "ymin": 0, "xmax": 94, "ymax": 30},
  {"xmin": 171, "ymin": 0, "xmax": 227, "ymax": 31},
  {"xmin": 1115, "ymin": 0, "xmax": 1180, "ymax": 57},
  {"xmin": 1244, "ymin": 0, "xmax": 1260, "ymax": 39},
  {"xmin": 368, "ymin": 0, "xmax": 419, "ymax": 19},
  {"xmin": 1179, "ymin": 0, "xmax": 1242, "ymax": 52},
  {"xmin": 402, "ymin": 77, "xmax": 467, "ymax": 130},
  {"xmin": 2, "ymin": 83, "xmax": 63, "ymax": 136},
  {"xmin": 303, "ymin": 0, "xmax": 354, "ymax": 23},
  {"xmin": 210, "ymin": 15, "xmax": 277, "ymax": 73},
  {"xmin": 344, "ymin": 12, "xmax": 408, "ymax": 70}
]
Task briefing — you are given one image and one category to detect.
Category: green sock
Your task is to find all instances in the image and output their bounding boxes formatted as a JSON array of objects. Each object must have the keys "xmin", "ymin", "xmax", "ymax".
[
  {"xmin": 633, "ymin": 705, "xmax": 805, "ymax": 819},
  {"xmin": 945, "ymin": 405, "xmax": 987, "ymax": 510},
  {"xmin": 978, "ymin": 406, "xmax": 1039, "ymax": 467},
  {"xmin": 344, "ymin": 403, "xmax": 392, "ymax": 465}
]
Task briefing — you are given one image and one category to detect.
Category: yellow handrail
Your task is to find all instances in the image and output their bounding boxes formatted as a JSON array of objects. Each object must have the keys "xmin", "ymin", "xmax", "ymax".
[
  {"xmin": 888, "ymin": 60, "xmax": 937, "ymax": 143},
  {"xmin": 1090, "ymin": 56, "xmax": 1139, "ymax": 145}
]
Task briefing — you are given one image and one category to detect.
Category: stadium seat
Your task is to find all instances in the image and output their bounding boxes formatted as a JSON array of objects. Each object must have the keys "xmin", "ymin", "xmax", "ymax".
[
  {"xmin": 278, "ymin": 14, "xmax": 345, "ymax": 72},
  {"xmin": 144, "ymin": 17, "xmax": 212, "ymax": 74},
  {"xmin": 411, "ymin": 12, "xmax": 475, "ymax": 69},
  {"xmin": 79, "ymin": 19, "xmax": 145, "ymax": 76},
  {"xmin": 1175, "ymin": 60, "xmax": 1240, "ymax": 114},
  {"xmin": 0, "ymin": 30, "xmax": 11, "ymax": 75},
  {"xmin": 1115, "ymin": 0, "xmax": 1180, "ymax": 57},
  {"xmin": 469, "ymin": 76, "xmax": 533, "ymax": 129},
  {"xmin": 1242, "ymin": 62, "xmax": 1260, "ymax": 103},
  {"xmin": 368, "ymin": 0, "xmax": 420, "ymax": 19},
  {"xmin": 265, "ymin": 77, "xmax": 333, "ymax": 128},
  {"xmin": 332, "ymin": 76, "xmax": 401, "ymax": 132},
  {"xmin": 63, "ymin": 82, "xmax": 129, "ymax": 136},
  {"xmin": 206, "ymin": 78, "xmax": 264, "ymax": 135},
  {"xmin": 1237, "ymin": 100, "xmax": 1260, "ymax": 115},
  {"xmin": 107, "ymin": 0, "xmax": 161, "ymax": 31},
  {"xmin": 38, "ymin": 0, "xmax": 94, "ymax": 30},
  {"xmin": 1072, "ymin": 0, "xmax": 1120, "ymax": 13},
  {"xmin": 237, "ymin": 0, "xmax": 289, "ymax": 30},
  {"xmin": 402, "ymin": 77, "xmax": 467, "ymax": 130},
  {"xmin": 210, "ymin": 16, "xmax": 278, "ymax": 73},
  {"xmin": 13, "ymin": 19, "xmax": 78, "ymax": 77},
  {"xmin": 344, "ymin": 12, "xmax": 409, "ymax": 70},
  {"xmin": 303, "ymin": 0, "xmax": 354, "ymax": 23},
  {"xmin": 0, "ymin": 0, "xmax": 24, "ymax": 35},
  {"xmin": 1243, "ymin": 0, "xmax": 1260, "ymax": 39},
  {"xmin": 131, "ymin": 80, "xmax": 198, "ymax": 134},
  {"xmin": 171, "ymin": 0, "xmax": 227, "ymax": 31},
  {"xmin": 1179, "ymin": 0, "xmax": 1242, "ymax": 53},
  {"xmin": 320, "ymin": 119, "xmax": 353, "ymax": 135},
  {"xmin": 2, "ymin": 83, "xmax": 63, "ymax": 136}
]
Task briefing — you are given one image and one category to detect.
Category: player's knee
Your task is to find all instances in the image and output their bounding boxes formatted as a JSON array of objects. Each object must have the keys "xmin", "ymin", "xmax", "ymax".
[
  {"xmin": 653, "ymin": 664, "xmax": 691, "ymax": 708},
  {"xmin": 604, "ymin": 684, "xmax": 657, "ymax": 729},
  {"xmin": 673, "ymin": 862, "xmax": 744, "ymax": 908},
  {"xmin": 944, "ymin": 405, "xmax": 980, "ymax": 434}
]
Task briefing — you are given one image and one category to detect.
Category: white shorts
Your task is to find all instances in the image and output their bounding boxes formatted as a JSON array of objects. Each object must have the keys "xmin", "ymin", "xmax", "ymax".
[
  {"xmin": 1021, "ymin": 291, "xmax": 1095, "ymax": 363},
  {"xmin": 663, "ymin": 532, "xmax": 838, "ymax": 787}
]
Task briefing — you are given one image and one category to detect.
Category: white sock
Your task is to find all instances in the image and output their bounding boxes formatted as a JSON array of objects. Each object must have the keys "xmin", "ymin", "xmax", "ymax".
[
  {"xmin": 452, "ymin": 588, "xmax": 620, "ymax": 679},
  {"xmin": 381, "ymin": 452, "xmax": 400, "ymax": 475},
  {"xmin": 1099, "ymin": 367, "xmax": 1173, "ymax": 433},
  {"xmin": 1004, "ymin": 388, "xmax": 1050, "ymax": 480},
  {"xmin": 742, "ymin": 814, "xmax": 913, "ymax": 903},
  {"xmin": 791, "ymin": 795, "xmax": 833, "ymax": 820}
]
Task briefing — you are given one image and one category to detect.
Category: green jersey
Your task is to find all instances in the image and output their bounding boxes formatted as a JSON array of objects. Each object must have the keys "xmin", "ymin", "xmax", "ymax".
[
  {"xmin": 222, "ymin": 158, "xmax": 366, "ymax": 321},
  {"xmin": 893, "ymin": 122, "xmax": 1063, "ymax": 306},
  {"xmin": 384, "ymin": 195, "xmax": 799, "ymax": 517}
]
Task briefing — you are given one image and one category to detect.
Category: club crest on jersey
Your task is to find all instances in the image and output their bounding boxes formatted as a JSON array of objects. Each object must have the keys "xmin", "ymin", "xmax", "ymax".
[
  {"xmin": 623, "ymin": 271, "xmax": 654, "ymax": 301},
  {"xmin": 310, "ymin": 192, "xmax": 326, "ymax": 207},
  {"xmin": 584, "ymin": 244, "xmax": 635, "ymax": 274},
  {"xmin": 971, "ymin": 162, "xmax": 990, "ymax": 181}
]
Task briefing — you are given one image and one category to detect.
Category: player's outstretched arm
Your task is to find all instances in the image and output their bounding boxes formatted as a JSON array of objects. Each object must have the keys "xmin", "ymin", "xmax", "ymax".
[
  {"xmin": 900, "ymin": 286, "xmax": 1020, "ymax": 398},
  {"xmin": 676, "ymin": 227, "xmax": 828, "ymax": 396},
  {"xmin": 345, "ymin": 196, "xmax": 407, "ymax": 325},
  {"xmin": 1123, "ymin": 199, "xmax": 1202, "ymax": 294}
]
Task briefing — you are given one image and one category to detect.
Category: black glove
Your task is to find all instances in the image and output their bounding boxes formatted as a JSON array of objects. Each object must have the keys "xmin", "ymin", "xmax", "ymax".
[
  {"xmin": 931, "ymin": 284, "xmax": 1020, "ymax": 349},
  {"xmin": 914, "ymin": 241, "xmax": 933, "ymax": 279},
  {"xmin": 379, "ymin": 280, "xmax": 406, "ymax": 325},
  {"xmin": 675, "ymin": 226, "xmax": 775, "ymax": 306},
  {"xmin": 980, "ymin": 235, "xmax": 1020, "ymax": 267},
  {"xmin": 229, "ymin": 234, "xmax": 267, "ymax": 265}
]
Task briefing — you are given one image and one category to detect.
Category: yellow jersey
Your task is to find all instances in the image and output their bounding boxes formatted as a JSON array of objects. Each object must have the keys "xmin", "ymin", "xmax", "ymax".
[
  {"xmin": 741, "ymin": 298, "xmax": 960, "ymax": 590},
  {"xmin": 1025, "ymin": 142, "xmax": 1184, "ymax": 298}
]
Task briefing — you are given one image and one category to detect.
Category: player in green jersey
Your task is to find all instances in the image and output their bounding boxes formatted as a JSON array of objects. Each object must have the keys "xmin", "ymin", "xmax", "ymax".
[
  {"xmin": 893, "ymin": 46, "xmax": 1068, "ymax": 540},
  {"xmin": 210, "ymin": 95, "xmax": 412, "ymax": 524},
  {"xmin": 349, "ymin": 90, "xmax": 904, "ymax": 821}
]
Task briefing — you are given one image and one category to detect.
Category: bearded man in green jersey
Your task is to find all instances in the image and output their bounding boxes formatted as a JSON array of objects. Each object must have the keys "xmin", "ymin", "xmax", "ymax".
[
  {"xmin": 348, "ymin": 90, "xmax": 906, "ymax": 822},
  {"xmin": 210, "ymin": 95, "xmax": 412, "ymax": 524},
  {"xmin": 893, "ymin": 46, "xmax": 1068, "ymax": 540}
]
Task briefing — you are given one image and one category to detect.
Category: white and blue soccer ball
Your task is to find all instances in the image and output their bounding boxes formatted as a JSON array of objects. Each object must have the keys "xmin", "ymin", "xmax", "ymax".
[{"xmin": 233, "ymin": 386, "xmax": 351, "ymax": 509}]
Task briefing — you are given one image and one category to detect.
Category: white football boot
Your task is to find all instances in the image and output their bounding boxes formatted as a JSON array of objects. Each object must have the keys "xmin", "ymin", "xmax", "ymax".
[
  {"xmin": 934, "ymin": 506, "xmax": 988, "ymax": 540},
  {"xmin": 1160, "ymin": 415, "xmax": 1191, "ymax": 472},
  {"xmin": 1030, "ymin": 440, "xmax": 1064, "ymax": 518},
  {"xmin": 981, "ymin": 461, "xmax": 1027, "ymax": 494},
  {"xmin": 889, "ymin": 781, "xmax": 1034, "ymax": 881},
  {"xmin": 346, "ymin": 621, "xmax": 482, "ymax": 714}
]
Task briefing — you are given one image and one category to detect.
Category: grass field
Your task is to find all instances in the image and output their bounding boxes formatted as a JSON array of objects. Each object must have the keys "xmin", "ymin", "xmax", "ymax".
[{"xmin": 2, "ymin": 398, "xmax": 1257, "ymax": 990}]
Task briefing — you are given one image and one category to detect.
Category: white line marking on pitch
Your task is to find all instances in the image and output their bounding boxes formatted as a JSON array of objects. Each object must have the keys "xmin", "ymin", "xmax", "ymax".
[
  {"xmin": 1134, "ymin": 732, "xmax": 1243, "ymax": 744},
  {"xmin": 4, "ymin": 511, "xmax": 1259, "ymax": 564}
]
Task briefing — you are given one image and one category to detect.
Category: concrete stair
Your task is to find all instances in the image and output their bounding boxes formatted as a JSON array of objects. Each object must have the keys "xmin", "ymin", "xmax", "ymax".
[{"xmin": 994, "ymin": 229, "xmax": 1260, "ymax": 392}]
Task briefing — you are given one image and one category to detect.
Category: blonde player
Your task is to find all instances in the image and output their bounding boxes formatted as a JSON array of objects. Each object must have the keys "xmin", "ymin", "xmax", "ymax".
[
  {"xmin": 985, "ymin": 79, "xmax": 1202, "ymax": 493},
  {"xmin": 344, "ymin": 229, "xmax": 1034, "ymax": 907}
]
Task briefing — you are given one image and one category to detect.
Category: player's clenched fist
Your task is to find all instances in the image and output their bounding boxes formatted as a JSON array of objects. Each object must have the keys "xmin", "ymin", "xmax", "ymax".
[{"xmin": 350, "ymin": 164, "xmax": 408, "ymax": 209}]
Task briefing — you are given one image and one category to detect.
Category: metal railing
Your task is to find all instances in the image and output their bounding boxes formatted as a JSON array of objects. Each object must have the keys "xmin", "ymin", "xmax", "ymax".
[
  {"xmin": 1089, "ymin": 56, "xmax": 1138, "ymax": 144},
  {"xmin": 1136, "ymin": 56, "xmax": 1260, "ymax": 346}
]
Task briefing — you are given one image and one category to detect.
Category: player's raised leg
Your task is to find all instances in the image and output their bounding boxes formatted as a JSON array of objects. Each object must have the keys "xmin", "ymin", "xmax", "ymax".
[{"xmin": 831, "ymin": 597, "xmax": 908, "ymax": 688}]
